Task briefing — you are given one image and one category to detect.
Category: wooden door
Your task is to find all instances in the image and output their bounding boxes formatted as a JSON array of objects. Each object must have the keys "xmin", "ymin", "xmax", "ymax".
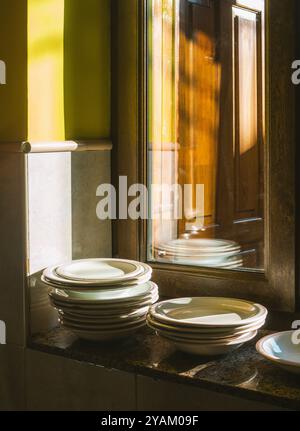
[
  {"xmin": 177, "ymin": 0, "xmax": 265, "ymax": 268},
  {"xmin": 178, "ymin": 0, "xmax": 220, "ymax": 234}
]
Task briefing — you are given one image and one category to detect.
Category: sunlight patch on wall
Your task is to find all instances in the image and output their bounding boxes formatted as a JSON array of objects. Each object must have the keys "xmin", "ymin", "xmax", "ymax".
[{"xmin": 28, "ymin": 0, "xmax": 65, "ymax": 141}]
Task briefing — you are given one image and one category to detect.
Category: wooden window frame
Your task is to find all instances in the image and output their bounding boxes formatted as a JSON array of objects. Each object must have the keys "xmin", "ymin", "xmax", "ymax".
[{"xmin": 112, "ymin": 0, "xmax": 297, "ymax": 311}]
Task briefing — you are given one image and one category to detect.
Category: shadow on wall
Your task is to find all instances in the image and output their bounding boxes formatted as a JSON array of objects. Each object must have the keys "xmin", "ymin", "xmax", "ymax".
[{"xmin": 0, "ymin": 0, "xmax": 28, "ymax": 142}]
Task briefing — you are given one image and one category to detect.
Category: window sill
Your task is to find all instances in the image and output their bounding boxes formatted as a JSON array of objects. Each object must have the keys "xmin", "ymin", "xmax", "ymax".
[{"xmin": 29, "ymin": 327, "xmax": 300, "ymax": 411}]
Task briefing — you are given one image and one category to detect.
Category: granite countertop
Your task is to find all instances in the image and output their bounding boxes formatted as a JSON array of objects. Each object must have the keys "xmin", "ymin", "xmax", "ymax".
[{"xmin": 30, "ymin": 326, "xmax": 300, "ymax": 410}]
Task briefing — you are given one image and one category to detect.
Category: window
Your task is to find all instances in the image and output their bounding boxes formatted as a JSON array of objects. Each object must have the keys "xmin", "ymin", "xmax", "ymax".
[{"xmin": 147, "ymin": 0, "xmax": 265, "ymax": 271}]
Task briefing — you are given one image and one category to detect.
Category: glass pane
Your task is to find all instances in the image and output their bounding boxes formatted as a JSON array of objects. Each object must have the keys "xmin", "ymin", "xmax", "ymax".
[{"xmin": 147, "ymin": 0, "xmax": 265, "ymax": 271}]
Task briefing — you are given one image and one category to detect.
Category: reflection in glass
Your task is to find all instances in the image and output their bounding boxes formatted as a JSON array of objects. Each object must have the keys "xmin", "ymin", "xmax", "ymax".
[{"xmin": 147, "ymin": 0, "xmax": 265, "ymax": 271}]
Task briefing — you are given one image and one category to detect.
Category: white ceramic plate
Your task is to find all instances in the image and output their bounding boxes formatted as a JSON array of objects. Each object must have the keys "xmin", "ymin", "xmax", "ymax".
[
  {"xmin": 155, "ymin": 248, "xmax": 241, "ymax": 259},
  {"xmin": 49, "ymin": 281, "xmax": 158, "ymax": 305},
  {"xmin": 157, "ymin": 256, "xmax": 243, "ymax": 268},
  {"xmin": 50, "ymin": 295, "xmax": 158, "ymax": 314},
  {"xmin": 256, "ymin": 331, "xmax": 300, "ymax": 375},
  {"xmin": 42, "ymin": 260, "xmax": 152, "ymax": 288},
  {"xmin": 56, "ymin": 259, "xmax": 143, "ymax": 282},
  {"xmin": 147, "ymin": 314, "xmax": 266, "ymax": 339},
  {"xmin": 155, "ymin": 250, "xmax": 241, "ymax": 260},
  {"xmin": 150, "ymin": 297, "xmax": 267, "ymax": 328},
  {"xmin": 155, "ymin": 239, "xmax": 240, "ymax": 253},
  {"xmin": 161, "ymin": 328, "xmax": 258, "ymax": 345},
  {"xmin": 59, "ymin": 314, "xmax": 146, "ymax": 330},
  {"xmin": 63, "ymin": 322, "xmax": 146, "ymax": 341},
  {"xmin": 62, "ymin": 306, "xmax": 149, "ymax": 322},
  {"xmin": 60, "ymin": 313, "xmax": 147, "ymax": 327},
  {"xmin": 49, "ymin": 293, "xmax": 157, "ymax": 309},
  {"xmin": 42, "ymin": 272, "xmax": 153, "ymax": 291},
  {"xmin": 153, "ymin": 245, "xmax": 241, "ymax": 258},
  {"xmin": 161, "ymin": 330, "xmax": 257, "ymax": 356}
]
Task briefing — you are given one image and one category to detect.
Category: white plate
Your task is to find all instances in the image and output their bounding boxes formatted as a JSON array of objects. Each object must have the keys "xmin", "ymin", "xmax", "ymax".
[
  {"xmin": 157, "ymin": 256, "xmax": 243, "ymax": 268},
  {"xmin": 150, "ymin": 297, "xmax": 267, "ymax": 328},
  {"xmin": 56, "ymin": 259, "xmax": 143, "ymax": 282},
  {"xmin": 161, "ymin": 330, "xmax": 257, "ymax": 356},
  {"xmin": 59, "ymin": 314, "xmax": 147, "ymax": 330},
  {"xmin": 155, "ymin": 243, "xmax": 240, "ymax": 252},
  {"xmin": 60, "ymin": 314, "xmax": 147, "ymax": 327},
  {"xmin": 64, "ymin": 322, "xmax": 146, "ymax": 341},
  {"xmin": 156, "ymin": 327, "xmax": 257, "ymax": 344},
  {"xmin": 50, "ymin": 295, "xmax": 158, "ymax": 314},
  {"xmin": 155, "ymin": 248, "xmax": 241, "ymax": 259},
  {"xmin": 155, "ymin": 250, "xmax": 241, "ymax": 260},
  {"xmin": 49, "ymin": 293, "xmax": 158, "ymax": 308},
  {"xmin": 256, "ymin": 331, "xmax": 300, "ymax": 375},
  {"xmin": 42, "ymin": 272, "xmax": 152, "ymax": 290},
  {"xmin": 49, "ymin": 281, "xmax": 158, "ymax": 305},
  {"xmin": 156, "ymin": 239, "xmax": 240, "ymax": 253},
  {"xmin": 50, "ymin": 295, "xmax": 159, "ymax": 314},
  {"xmin": 43, "ymin": 260, "xmax": 152, "ymax": 288},
  {"xmin": 62, "ymin": 306, "xmax": 149, "ymax": 322},
  {"xmin": 154, "ymin": 239, "xmax": 241, "ymax": 257},
  {"xmin": 147, "ymin": 315, "xmax": 266, "ymax": 339}
]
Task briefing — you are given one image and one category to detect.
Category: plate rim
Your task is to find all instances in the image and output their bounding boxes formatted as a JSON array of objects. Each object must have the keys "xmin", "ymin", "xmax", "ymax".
[
  {"xmin": 43, "ymin": 259, "xmax": 152, "ymax": 287},
  {"xmin": 147, "ymin": 314, "xmax": 266, "ymax": 337},
  {"xmin": 60, "ymin": 315, "xmax": 147, "ymax": 330},
  {"xmin": 256, "ymin": 330, "xmax": 300, "ymax": 369},
  {"xmin": 56, "ymin": 258, "xmax": 143, "ymax": 282},
  {"xmin": 48, "ymin": 281, "xmax": 158, "ymax": 305},
  {"xmin": 50, "ymin": 295, "xmax": 159, "ymax": 311},
  {"xmin": 159, "ymin": 329, "xmax": 258, "ymax": 346},
  {"xmin": 150, "ymin": 297, "xmax": 268, "ymax": 328}
]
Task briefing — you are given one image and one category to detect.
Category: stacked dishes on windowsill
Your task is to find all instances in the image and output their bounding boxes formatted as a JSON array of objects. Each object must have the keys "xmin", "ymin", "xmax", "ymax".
[
  {"xmin": 42, "ymin": 258, "xmax": 158, "ymax": 341},
  {"xmin": 154, "ymin": 239, "xmax": 242, "ymax": 269},
  {"xmin": 147, "ymin": 297, "xmax": 268, "ymax": 356}
]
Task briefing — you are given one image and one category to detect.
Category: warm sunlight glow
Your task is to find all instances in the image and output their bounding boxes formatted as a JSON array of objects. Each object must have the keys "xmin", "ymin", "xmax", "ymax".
[
  {"xmin": 233, "ymin": 7, "xmax": 258, "ymax": 155},
  {"xmin": 236, "ymin": 0, "xmax": 264, "ymax": 12},
  {"xmin": 233, "ymin": 7, "xmax": 257, "ymax": 21},
  {"xmin": 28, "ymin": 0, "xmax": 65, "ymax": 141}
]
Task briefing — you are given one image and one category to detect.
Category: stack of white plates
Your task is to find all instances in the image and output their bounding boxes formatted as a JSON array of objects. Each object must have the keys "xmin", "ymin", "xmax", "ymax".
[
  {"xmin": 147, "ymin": 297, "xmax": 267, "ymax": 356},
  {"xmin": 42, "ymin": 258, "xmax": 158, "ymax": 341},
  {"xmin": 30, "ymin": 277, "xmax": 59, "ymax": 334},
  {"xmin": 154, "ymin": 239, "xmax": 242, "ymax": 269}
]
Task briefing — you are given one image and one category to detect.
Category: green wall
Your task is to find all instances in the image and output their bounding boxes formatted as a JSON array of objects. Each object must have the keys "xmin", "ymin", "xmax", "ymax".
[
  {"xmin": 64, "ymin": 0, "xmax": 111, "ymax": 139},
  {"xmin": 0, "ymin": 0, "xmax": 111, "ymax": 143}
]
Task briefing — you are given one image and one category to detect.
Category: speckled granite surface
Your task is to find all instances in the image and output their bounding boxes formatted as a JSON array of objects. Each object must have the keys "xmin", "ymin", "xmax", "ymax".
[{"xmin": 30, "ymin": 327, "xmax": 300, "ymax": 410}]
